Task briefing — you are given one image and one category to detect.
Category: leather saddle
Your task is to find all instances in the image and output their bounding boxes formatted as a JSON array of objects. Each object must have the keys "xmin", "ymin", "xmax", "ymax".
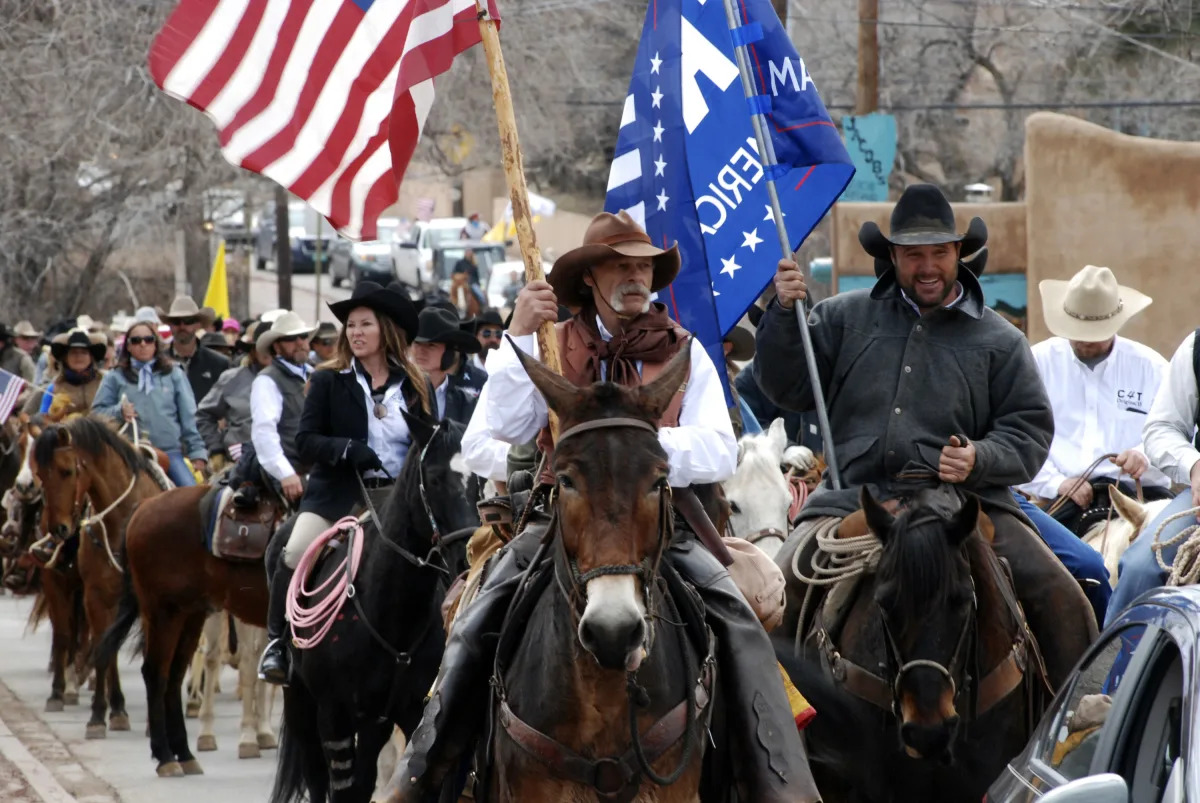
[{"xmin": 203, "ymin": 485, "xmax": 281, "ymax": 563}]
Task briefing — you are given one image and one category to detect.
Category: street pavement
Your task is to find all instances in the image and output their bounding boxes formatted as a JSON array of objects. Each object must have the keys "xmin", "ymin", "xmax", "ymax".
[
  {"xmin": 0, "ymin": 595, "xmax": 277, "ymax": 803},
  {"xmin": 249, "ymin": 265, "xmax": 351, "ymax": 325}
]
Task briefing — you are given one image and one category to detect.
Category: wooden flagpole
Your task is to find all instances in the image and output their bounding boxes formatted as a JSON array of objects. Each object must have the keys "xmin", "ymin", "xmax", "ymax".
[{"xmin": 475, "ymin": 1, "xmax": 563, "ymax": 392}]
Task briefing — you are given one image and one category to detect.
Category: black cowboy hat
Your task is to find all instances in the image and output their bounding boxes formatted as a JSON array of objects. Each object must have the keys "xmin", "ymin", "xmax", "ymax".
[
  {"xmin": 200, "ymin": 331, "xmax": 233, "ymax": 354},
  {"xmin": 50, "ymin": 328, "xmax": 107, "ymax": 363},
  {"xmin": 414, "ymin": 307, "xmax": 482, "ymax": 354},
  {"xmin": 859, "ymin": 184, "xmax": 990, "ymax": 278},
  {"xmin": 328, "ymin": 281, "xmax": 419, "ymax": 341},
  {"xmin": 473, "ymin": 308, "xmax": 504, "ymax": 331}
]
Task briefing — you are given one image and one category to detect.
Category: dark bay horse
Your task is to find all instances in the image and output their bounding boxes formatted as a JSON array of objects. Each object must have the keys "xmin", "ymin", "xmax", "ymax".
[
  {"xmin": 269, "ymin": 411, "xmax": 475, "ymax": 803},
  {"xmin": 477, "ymin": 345, "xmax": 713, "ymax": 802},
  {"xmin": 34, "ymin": 416, "xmax": 168, "ymax": 739},
  {"xmin": 95, "ymin": 480, "xmax": 277, "ymax": 777},
  {"xmin": 780, "ymin": 487, "xmax": 1049, "ymax": 803}
]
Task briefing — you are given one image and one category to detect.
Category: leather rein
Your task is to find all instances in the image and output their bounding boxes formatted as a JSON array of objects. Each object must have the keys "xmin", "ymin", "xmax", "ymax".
[
  {"xmin": 815, "ymin": 516, "xmax": 1038, "ymax": 723},
  {"xmin": 493, "ymin": 416, "xmax": 714, "ymax": 801}
]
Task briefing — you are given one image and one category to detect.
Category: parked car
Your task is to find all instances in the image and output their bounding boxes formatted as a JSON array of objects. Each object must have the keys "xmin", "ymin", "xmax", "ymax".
[
  {"xmin": 254, "ymin": 201, "xmax": 334, "ymax": 274},
  {"xmin": 986, "ymin": 586, "xmax": 1197, "ymax": 803},
  {"xmin": 329, "ymin": 217, "xmax": 401, "ymax": 287},
  {"xmin": 393, "ymin": 217, "xmax": 469, "ymax": 289}
]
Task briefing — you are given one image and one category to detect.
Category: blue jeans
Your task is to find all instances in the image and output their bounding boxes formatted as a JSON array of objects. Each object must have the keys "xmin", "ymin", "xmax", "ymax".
[
  {"xmin": 165, "ymin": 450, "xmax": 196, "ymax": 488},
  {"xmin": 1106, "ymin": 488, "xmax": 1194, "ymax": 626},
  {"xmin": 1013, "ymin": 491, "xmax": 1110, "ymax": 627}
]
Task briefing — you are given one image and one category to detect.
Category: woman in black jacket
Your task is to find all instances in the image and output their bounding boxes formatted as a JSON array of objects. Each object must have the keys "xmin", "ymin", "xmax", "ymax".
[{"xmin": 259, "ymin": 282, "xmax": 431, "ymax": 684}]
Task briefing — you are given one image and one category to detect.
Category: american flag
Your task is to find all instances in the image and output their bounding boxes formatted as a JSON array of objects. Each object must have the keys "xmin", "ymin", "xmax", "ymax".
[
  {"xmin": 149, "ymin": 0, "xmax": 499, "ymax": 241},
  {"xmin": 0, "ymin": 369, "xmax": 25, "ymax": 426}
]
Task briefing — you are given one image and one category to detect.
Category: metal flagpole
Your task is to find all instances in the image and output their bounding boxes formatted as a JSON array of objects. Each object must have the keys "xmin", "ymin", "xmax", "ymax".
[{"xmin": 720, "ymin": 0, "xmax": 842, "ymax": 489}]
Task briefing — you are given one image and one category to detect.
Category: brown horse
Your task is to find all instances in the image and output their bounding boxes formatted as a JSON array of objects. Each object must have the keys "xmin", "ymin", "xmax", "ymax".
[
  {"xmin": 34, "ymin": 415, "xmax": 167, "ymax": 739},
  {"xmin": 449, "ymin": 272, "xmax": 481, "ymax": 318},
  {"xmin": 2, "ymin": 413, "xmax": 90, "ymax": 712},
  {"xmin": 477, "ymin": 345, "xmax": 714, "ymax": 802},
  {"xmin": 779, "ymin": 487, "xmax": 1050, "ymax": 803},
  {"xmin": 95, "ymin": 481, "xmax": 277, "ymax": 776}
]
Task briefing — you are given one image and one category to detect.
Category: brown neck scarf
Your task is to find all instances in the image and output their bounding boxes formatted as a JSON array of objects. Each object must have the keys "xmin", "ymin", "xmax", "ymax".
[{"xmin": 573, "ymin": 302, "xmax": 683, "ymax": 386}]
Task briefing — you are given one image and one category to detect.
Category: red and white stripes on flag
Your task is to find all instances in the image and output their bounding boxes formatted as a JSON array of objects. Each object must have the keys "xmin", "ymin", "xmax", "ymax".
[
  {"xmin": 0, "ymin": 369, "xmax": 25, "ymax": 426},
  {"xmin": 149, "ymin": 0, "xmax": 498, "ymax": 241}
]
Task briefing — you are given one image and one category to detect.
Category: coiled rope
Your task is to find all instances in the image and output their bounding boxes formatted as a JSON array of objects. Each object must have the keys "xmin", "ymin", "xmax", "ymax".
[
  {"xmin": 1150, "ymin": 506, "xmax": 1200, "ymax": 586},
  {"xmin": 287, "ymin": 516, "xmax": 364, "ymax": 649}
]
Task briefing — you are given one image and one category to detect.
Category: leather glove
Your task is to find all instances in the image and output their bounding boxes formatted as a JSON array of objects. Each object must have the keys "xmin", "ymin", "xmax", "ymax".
[{"xmin": 345, "ymin": 440, "xmax": 384, "ymax": 474}]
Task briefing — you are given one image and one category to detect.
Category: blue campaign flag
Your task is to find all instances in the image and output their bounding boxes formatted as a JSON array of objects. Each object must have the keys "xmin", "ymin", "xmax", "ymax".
[{"xmin": 604, "ymin": 0, "xmax": 854, "ymax": 396}]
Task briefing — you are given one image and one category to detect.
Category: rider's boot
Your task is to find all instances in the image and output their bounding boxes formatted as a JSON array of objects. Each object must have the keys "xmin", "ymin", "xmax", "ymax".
[
  {"xmin": 258, "ymin": 562, "xmax": 295, "ymax": 686},
  {"xmin": 669, "ymin": 537, "xmax": 822, "ymax": 803},
  {"xmin": 380, "ymin": 525, "xmax": 544, "ymax": 801}
]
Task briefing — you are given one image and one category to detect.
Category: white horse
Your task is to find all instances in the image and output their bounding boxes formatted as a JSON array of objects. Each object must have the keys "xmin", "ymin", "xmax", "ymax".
[
  {"xmin": 723, "ymin": 418, "xmax": 791, "ymax": 559},
  {"xmin": 1081, "ymin": 484, "xmax": 1172, "ymax": 588}
]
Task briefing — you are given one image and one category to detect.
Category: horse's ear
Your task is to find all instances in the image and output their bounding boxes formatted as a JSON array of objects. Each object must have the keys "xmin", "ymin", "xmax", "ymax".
[
  {"xmin": 509, "ymin": 336, "xmax": 585, "ymax": 416},
  {"xmin": 637, "ymin": 340, "xmax": 692, "ymax": 421},
  {"xmin": 949, "ymin": 494, "xmax": 981, "ymax": 545},
  {"xmin": 1109, "ymin": 484, "xmax": 1148, "ymax": 530},
  {"xmin": 861, "ymin": 486, "xmax": 894, "ymax": 542},
  {"xmin": 401, "ymin": 408, "xmax": 437, "ymax": 450},
  {"xmin": 766, "ymin": 418, "xmax": 788, "ymax": 458}
]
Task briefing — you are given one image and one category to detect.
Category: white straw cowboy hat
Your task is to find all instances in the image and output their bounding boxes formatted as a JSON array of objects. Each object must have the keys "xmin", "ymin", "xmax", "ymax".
[
  {"xmin": 256, "ymin": 311, "xmax": 317, "ymax": 354},
  {"xmin": 1039, "ymin": 265, "xmax": 1152, "ymax": 342},
  {"xmin": 163, "ymin": 296, "xmax": 216, "ymax": 323},
  {"xmin": 13, "ymin": 321, "xmax": 42, "ymax": 338}
]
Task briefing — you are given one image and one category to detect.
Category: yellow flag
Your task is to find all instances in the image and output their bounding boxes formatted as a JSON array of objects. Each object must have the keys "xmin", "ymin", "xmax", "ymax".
[{"xmin": 203, "ymin": 240, "xmax": 231, "ymax": 319}]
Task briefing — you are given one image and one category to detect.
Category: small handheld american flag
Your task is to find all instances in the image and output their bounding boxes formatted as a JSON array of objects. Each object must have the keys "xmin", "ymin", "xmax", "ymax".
[{"xmin": 0, "ymin": 369, "xmax": 26, "ymax": 426}]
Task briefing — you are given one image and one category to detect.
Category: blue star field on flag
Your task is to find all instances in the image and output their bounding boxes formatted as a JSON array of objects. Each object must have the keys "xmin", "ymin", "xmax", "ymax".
[{"xmin": 604, "ymin": 0, "xmax": 854, "ymax": 397}]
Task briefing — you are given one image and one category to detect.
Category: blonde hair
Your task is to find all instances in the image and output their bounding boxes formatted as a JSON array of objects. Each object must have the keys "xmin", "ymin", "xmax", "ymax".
[{"xmin": 321, "ymin": 309, "xmax": 431, "ymax": 415}]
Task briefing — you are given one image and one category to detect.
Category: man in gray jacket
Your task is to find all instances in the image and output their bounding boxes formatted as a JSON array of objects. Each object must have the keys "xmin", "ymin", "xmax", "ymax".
[{"xmin": 755, "ymin": 184, "xmax": 1095, "ymax": 688}]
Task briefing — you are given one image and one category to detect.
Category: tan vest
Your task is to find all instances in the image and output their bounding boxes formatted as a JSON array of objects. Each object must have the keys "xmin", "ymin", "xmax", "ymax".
[{"xmin": 535, "ymin": 318, "xmax": 690, "ymax": 484}]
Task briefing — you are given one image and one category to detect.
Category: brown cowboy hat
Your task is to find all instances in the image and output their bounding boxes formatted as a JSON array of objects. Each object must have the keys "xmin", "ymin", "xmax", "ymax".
[
  {"xmin": 549, "ymin": 211, "xmax": 680, "ymax": 307},
  {"xmin": 163, "ymin": 296, "xmax": 216, "ymax": 323}
]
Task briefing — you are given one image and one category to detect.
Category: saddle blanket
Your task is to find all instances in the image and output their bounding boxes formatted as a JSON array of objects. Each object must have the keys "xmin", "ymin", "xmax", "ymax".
[{"xmin": 203, "ymin": 486, "xmax": 235, "ymax": 555}]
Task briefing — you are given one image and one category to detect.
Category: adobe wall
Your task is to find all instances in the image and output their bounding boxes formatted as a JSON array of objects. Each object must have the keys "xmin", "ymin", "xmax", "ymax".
[
  {"xmin": 1024, "ymin": 112, "xmax": 1200, "ymax": 358},
  {"xmin": 831, "ymin": 202, "xmax": 1028, "ymax": 277}
]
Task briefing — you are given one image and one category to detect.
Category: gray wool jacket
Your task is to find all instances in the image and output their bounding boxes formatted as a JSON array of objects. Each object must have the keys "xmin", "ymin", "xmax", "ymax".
[
  {"xmin": 196, "ymin": 364, "xmax": 260, "ymax": 456},
  {"xmin": 753, "ymin": 269, "xmax": 1053, "ymax": 520}
]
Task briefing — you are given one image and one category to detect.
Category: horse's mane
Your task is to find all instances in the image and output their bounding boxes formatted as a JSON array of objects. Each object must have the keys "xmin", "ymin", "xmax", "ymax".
[
  {"xmin": 875, "ymin": 501, "xmax": 963, "ymax": 632},
  {"xmin": 34, "ymin": 415, "xmax": 143, "ymax": 478}
]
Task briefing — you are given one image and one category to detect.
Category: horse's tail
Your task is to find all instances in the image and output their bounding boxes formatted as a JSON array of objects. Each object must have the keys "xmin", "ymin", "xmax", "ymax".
[
  {"xmin": 94, "ymin": 546, "xmax": 139, "ymax": 668},
  {"xmin": 270, "ymin": 680, "xmax": 328, "ymax": 803},
  {"xmin": 25, "ymin": 587, "xmax": 49, "ymax": 634}
]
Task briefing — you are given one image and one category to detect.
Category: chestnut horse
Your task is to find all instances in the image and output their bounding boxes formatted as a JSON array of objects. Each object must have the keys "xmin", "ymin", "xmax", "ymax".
[
  {"xmin": 34, "ymin": 416, "xmax": 167, "ymax": 739},
  {"xmin": 475, "ymin": 345, "xmax": 716, "ymax": 802},
  {"xmin": 1, "ymin": 414, "xmax": 89, "ymax": 711},
  {"xmin": 95, "ymin": 481, "xmax": 281, "ymax": 776},
  {"xmin": 780, "ymin": 487, "xmax": 1049, "ymax": 803},
  {"xmin": 449, "ymin": 272, "xmax": 481, "ymax": 318}
]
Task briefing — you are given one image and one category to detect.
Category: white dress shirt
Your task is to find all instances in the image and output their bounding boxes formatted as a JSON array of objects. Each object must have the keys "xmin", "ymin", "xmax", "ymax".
[
  {"xmin": 463, "ymin": 316, "xmax": 738, "ymax": 487},
  {"xmin": 1021, "ymin": 336, "xmax": 1169, "ymax": 499},
  {"xmin": 348, "ymin": 363, "xmax": 412, "ymax": 480},
  {"xmin": 250, "ymin": 360, "xmax": 312, "ymax": 481},
  {"xmin": 1144, "ymin": 331, "xmax": 1200, "ymax": 487}
]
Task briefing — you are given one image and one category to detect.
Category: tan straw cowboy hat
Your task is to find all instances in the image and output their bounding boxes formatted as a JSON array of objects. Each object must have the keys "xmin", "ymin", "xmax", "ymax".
[
  {"xmin": 549, "ymin": 211, "xmax": 680, "ymax": 306},
  {"xmin": 256, "ymin": 311, "xmax": 317, "ymax": 354},
  {"xmin": 1039, "ymin": 265, "xmax": 1152, "ymax": 342},
  {"xmin": 13, "ymin": 321, "xmax": 42, "ymax": 338},
  {"xmin": 163, "ymin": 296, "xmax": 216, "ymax": 323}
]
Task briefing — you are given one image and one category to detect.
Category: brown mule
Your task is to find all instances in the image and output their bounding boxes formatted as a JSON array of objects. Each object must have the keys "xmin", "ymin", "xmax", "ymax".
[
  {"xmin": 94, "ymin": 482, "xmax": 277, "ymax": 777},
  {"xmin": 33, "ymin": 416, "xmax": 168, "ymax": 740}
]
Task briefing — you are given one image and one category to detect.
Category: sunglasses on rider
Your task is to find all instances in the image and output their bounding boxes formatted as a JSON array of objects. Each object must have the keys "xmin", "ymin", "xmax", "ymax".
[
  {"xmin": 478, "ymin": 328, "xmax": 503, "ymax": 338},
  {"xmin": 172, "ymin": 317, "xmax": 201, "ymax": 326},
  {"xmin": 313, "ymin": 337, "xmax": 336, "ymax": 347},
  {"xmin": 126, "ymin": 336, "xmax": 157, "ymax": 346},
  {"xmin": 276, "ymin": 335, "xmax": 301, "ymax": 344}
]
